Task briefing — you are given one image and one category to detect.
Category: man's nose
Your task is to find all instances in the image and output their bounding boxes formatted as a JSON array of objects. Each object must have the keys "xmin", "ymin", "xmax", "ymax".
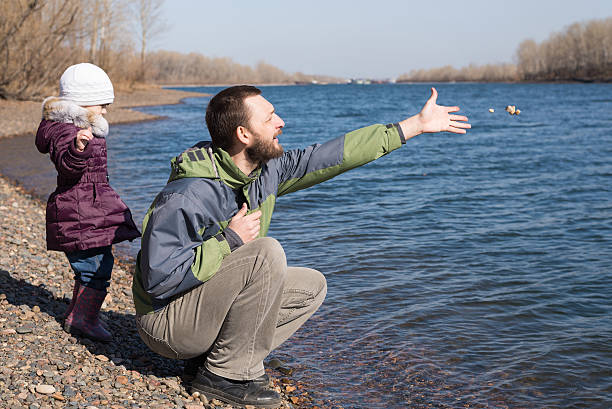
[{"xmin": 274, "ymin": 113, "xmax": 285, "ymax": 128}]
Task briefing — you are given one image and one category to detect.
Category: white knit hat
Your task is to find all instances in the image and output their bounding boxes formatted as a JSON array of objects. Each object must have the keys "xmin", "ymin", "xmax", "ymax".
[{"xmin": 59, "ymin": 63, "xmax": 114, "ymax": 106}]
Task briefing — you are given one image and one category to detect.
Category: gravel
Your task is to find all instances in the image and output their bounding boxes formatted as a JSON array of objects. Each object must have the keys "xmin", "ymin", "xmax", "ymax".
[{"xmin": 0, "ymin": 176, "xmax": 309, "ymax": 408}]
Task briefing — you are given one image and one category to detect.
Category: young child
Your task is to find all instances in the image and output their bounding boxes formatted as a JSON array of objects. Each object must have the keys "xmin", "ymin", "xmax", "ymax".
[{"xmin": 35, "ymin": 63, "xmax": 140, "ymax": 342}]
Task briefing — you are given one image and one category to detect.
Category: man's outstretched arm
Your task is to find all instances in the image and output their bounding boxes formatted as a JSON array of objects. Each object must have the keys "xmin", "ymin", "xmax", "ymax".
[
  {"xmin": 399, "ymin": 87, "xmax": 471, "ymax": 140},
  {"xmin": 275, "ymin": 87, "xmax": 470, "ymax": 196}
]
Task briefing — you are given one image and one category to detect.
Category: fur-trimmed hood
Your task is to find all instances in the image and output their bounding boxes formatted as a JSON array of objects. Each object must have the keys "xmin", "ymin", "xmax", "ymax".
[{"xmin": 41, "ymin": 96, "xmax": 109, "ymax": 138}]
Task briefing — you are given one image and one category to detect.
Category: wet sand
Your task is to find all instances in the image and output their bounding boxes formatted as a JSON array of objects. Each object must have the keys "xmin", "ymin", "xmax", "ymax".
[{"xmin": 0, "ymin": 134, "xmax": 57, "ymax": 199}]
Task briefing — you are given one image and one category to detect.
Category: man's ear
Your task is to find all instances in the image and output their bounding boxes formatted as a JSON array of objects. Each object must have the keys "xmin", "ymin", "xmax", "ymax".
[{"xmin": 235, "ymin": 125, "xmax": 250, "ymax": 146}]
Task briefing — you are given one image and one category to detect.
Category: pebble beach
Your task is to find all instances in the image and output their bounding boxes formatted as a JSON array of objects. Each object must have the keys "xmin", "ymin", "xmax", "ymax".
[{"xmin": 0, "ymin": 88, "xmax": 311, "ymax": 409}]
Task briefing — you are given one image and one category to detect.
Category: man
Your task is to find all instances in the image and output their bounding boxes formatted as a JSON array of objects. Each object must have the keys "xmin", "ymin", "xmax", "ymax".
[{"xmin": 132, "ymin": 85, "xmax": 470, "ymax": 408}]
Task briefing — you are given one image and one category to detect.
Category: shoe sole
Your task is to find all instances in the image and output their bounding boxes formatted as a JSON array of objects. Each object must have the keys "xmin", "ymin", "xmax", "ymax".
[
  {"xmin": 63, "ymin": 323, "xmax": 112, "ymax": 343},
  {"xmin": 184, "ymin": 373, "xmax": 269, "ymax": 388},
  {"xmin": 191, "ymin": 381, "xmax": 281, "ymax": 409}
]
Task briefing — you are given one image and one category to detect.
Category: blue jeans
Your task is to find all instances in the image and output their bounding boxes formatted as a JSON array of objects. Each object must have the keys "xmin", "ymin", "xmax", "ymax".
[{"xmin": 65, "ymin": 246, "xmax": 114, "ymax": 290}]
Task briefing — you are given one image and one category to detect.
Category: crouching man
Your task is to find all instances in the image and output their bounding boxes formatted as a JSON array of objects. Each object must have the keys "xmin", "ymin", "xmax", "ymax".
[{"xmin": 132, "ymin": 85, "xmax": 470, "ymax": 408}]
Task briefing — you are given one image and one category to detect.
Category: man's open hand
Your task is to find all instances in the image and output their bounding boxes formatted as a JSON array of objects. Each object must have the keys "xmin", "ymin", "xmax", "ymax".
[
  {"xmin": 418, "ymin": 87, "xmax": 471, "ymax": 134},
  {"xmin": 228, "ymin": 203, "xmax": 261, "ymax": 243},
  {"xmin": 398, "ymin": 88, "xmax": 471, "ymax": 141}
]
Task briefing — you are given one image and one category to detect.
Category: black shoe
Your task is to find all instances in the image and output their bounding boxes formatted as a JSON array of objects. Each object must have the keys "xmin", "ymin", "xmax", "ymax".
[
  {"xmin": 183, "ymin": 356, "xmax": 270, "ymax": 387},
  {"xmin": 191, "ymin": 367, "xmax": 280, "ymax": 408},
  {"xmin": 183, "ymin": 354, "xmax": 206, "ymax": 382}
]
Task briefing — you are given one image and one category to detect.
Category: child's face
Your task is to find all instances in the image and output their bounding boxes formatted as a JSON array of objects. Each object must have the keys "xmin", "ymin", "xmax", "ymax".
[{"xmin": 83, "ymin": 104, "xmax": 109, "ymax": 116}]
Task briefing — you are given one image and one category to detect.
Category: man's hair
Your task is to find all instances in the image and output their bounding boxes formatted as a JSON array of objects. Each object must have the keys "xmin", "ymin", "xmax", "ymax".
[{"xmin": 205, "ymin": 85, "xmax": 262, "ymax": 151}]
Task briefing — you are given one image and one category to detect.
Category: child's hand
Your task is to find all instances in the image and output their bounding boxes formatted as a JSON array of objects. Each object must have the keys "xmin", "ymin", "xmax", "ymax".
[{"xmin": 75, "ymin": 127, "xmax": 93, "ymax": 152}]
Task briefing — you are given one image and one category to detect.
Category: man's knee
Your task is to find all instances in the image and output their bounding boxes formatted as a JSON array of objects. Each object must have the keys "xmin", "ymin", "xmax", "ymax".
[
  {"xmin": 255, "ymin": 237, "xmax": 286, "ymax": 264},
  {"xmin": 250, "ymin": 237, "xmax": 287, "ymax": 281},
  {"xmin": 285, "ymin": 267, "xmax": 327, "ymax": 308},
  {"xmin": 254, "ymin": 236, "xmax": 283, "ymax": 253},
  {"xmin": 311, "ymin": 270, "xmax": 327, "ymax": 304}
]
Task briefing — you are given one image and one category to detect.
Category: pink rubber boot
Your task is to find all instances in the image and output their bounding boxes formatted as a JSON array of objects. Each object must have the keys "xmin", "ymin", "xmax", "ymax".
[
  {"xmin": 62, "ymin": 280, "xmax": 80, "ymax": 320},
  {"xmin": 63, "ymin": 281, "xmax": 110, "ymax": 331},
  {"xmin": 64, "ymin": 285, "xmax": 112, "ymax": 342}
]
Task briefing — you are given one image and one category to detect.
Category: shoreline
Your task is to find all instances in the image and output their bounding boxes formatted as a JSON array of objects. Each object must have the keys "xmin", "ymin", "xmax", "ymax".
[
  {"xmin": 0, "ymin": 88, "xmax": 310, "ymax": 408},
  {"xmin": 0, "ymin": 87, "xmax": 210, "ymax": 140}
]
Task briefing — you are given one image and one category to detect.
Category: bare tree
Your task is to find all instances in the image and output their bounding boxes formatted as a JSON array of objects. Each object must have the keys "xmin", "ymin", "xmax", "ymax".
[
  {"xmin": 0, "ymin": 0, "xmax": 81, "ymax": 99},
  {"xmin": 516, "ymin": 39, "xmax": 540, "ymax": 80},
  {"xmin": 81, "ymin": 0, "xmax": 132, "ymax": 72},
  {"xmin": 131, "ymin": 0, "xmax": 167, "ymax": 81}
]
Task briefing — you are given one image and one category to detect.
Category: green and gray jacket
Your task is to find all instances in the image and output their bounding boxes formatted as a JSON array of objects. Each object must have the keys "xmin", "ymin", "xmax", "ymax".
[{"xmin": 132, "ymin": 123, "xmax": 406, "ymax": 315}]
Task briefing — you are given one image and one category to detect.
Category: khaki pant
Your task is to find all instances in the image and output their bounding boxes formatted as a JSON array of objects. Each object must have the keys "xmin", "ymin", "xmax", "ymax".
[{"xmin": 136, "ymin": 237, "xmax": 327, "ymax": 381}]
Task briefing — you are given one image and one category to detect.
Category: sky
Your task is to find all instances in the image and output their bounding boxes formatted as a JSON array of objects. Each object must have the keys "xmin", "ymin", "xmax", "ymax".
[{"xmin": 155, "ymin": 0, "xmax": 612, "ymax": 79}]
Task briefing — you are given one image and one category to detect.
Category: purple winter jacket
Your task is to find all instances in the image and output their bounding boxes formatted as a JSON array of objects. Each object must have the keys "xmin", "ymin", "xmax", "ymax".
[{"xmin": 35, "ymin": 98, "xmax": 140, "ymax": 252}]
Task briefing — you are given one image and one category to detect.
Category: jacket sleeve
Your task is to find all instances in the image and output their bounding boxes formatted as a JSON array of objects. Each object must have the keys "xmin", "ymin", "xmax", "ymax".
[
  {"xmin": 46, "ymin": 122, "xmax": 93, "ymax": 180},
  {"xmin": 276, "ymin": 123, "xmax": 405, "ymax": 196},
  {"xmin": 139, "ymin": 191, "xmax": 231, "ymax": 300}
]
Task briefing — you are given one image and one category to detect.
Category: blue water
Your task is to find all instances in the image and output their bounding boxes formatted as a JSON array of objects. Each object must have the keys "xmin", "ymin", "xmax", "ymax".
[{"xmin": 108, "ymin": 84, "xmax": 612, "ymax": 408}]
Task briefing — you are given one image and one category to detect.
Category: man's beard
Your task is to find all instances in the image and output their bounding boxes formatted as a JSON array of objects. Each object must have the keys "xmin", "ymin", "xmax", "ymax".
[{"xmin": 246, "ymin": 130, "xmax": 284, "ymax": 165}]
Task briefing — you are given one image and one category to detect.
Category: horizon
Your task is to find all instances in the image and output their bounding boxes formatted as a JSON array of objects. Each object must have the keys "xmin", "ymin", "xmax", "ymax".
[{"xmin": 155, "ymin": 0, "xmax": 612, "ymax": 79}]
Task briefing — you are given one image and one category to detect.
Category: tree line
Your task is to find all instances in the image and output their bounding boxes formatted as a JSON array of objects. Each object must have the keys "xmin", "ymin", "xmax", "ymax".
[
  {"xmin": 145, "ymin": 51, "xmax": 339, "ymax": 86},
  {"xmin": 398, "ymin": 17, "xmax": 612, "ymax": 83},
  {"xmin": 0, "ymin": 0, "xmax": 334, "ymax": 100},
  {"xmin": 398, "ymin": 64, "xmax": 518, "ymax": 83}
]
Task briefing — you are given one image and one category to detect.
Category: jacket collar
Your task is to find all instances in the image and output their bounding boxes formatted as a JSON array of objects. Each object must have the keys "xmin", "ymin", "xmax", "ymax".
[
  {"xmin": 213, "ymin": 146, "xmax": 261, "ymax": 189},
  {"xmin": 168, "ymin": 142, "xmax": 261, "ymax": 189}
]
